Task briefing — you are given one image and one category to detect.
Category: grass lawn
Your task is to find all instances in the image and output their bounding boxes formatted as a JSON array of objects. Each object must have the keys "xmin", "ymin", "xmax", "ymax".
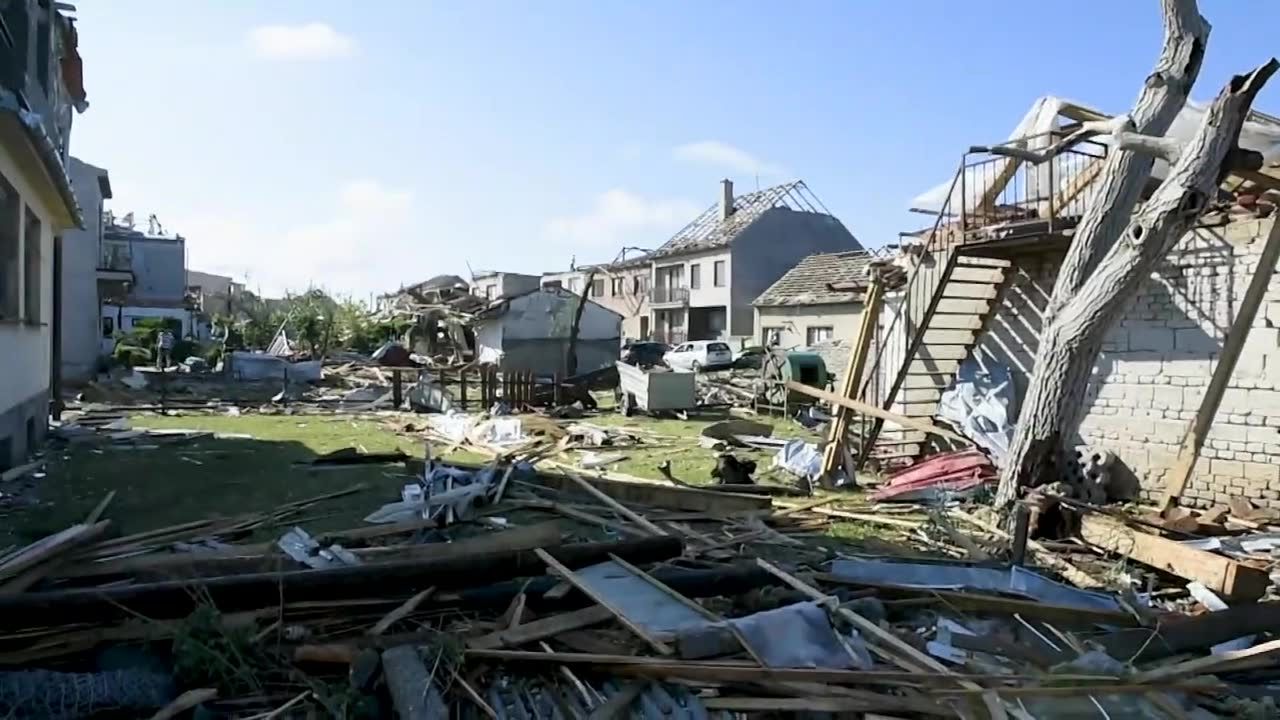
[
  {"xmin": 2, "ymin": 406, "xmax": 863, "ymax": 548},
  {"xmin": 2, "ymin": 414, "xmax": 424, "ymax": 546}
]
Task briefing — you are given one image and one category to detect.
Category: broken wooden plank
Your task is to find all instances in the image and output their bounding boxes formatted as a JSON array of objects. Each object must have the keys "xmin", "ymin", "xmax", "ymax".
[
  {"xmin": 533, "ymin": 547, "xmax": 673, "ymax": 655},
  {"xmin": 84, "ymin": 490, "xmax": 117, "ymax": 524},
  {"xmin": 466, "ymin": 605, "xmax": 614, "ymax": 650},
  {"xmin": 148, "ymin": 688, "xmax": 218, "ymax": 720},
  {"xmin": 587, "ymin": 681, "xmax": 647, "ymax": 720},
  {"xmin": 0, "ymin": 521, "xmax": 112, "ymax": 588},
  {"xmin": 1135, "ymin": 638, "xmax": 1280, "ymax": 682},
  {"xmin": 0, "ymin": 458, "xmax": 43, "ymax": 484},
  {"xmin": 950, "ymin": 509, "xmax": 1103, "ymax": 589},
  {"xmin": 534, "ymin": 466, "xmax": 771, "ymax": 513},
  {"xmin": 369, "ymin": 586, "xmax": 435, "ymax": 636},
  {"xmin": 784, "ymin": 381, "xmax": 969, "ymax": 443},
  {"xmin": 561, "ymin": 471, "xmax": 669, "ymax": 536},
  {"xmin": 1080, "ymin": 514, "xmax": 1270, "ymax": 600}
]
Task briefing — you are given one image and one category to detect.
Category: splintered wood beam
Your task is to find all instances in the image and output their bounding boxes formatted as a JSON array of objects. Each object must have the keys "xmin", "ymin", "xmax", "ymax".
[
  {"xmin": 1162, "ymin": 217, "xmax": 1280, "ymax": 510},
  {"xmin": 466, "ymin": 604, "xmax": 614, "ymax": 650},
  {"xmin": 784, "ymin": 381, "xmax": 969, "ymax": 443},
  {"xmin": 821, "ymin": 277, "xmax": 884, "ymax": 478},
  {"xmin": 1080, "ymin": 514, "xmax": 1270, "ymax": 600}
]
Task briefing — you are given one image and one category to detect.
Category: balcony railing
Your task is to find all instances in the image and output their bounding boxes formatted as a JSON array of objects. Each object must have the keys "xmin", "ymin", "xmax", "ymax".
[{"xmin": 650, "ymin": 286, "xmax": 690, "ymax": 306}]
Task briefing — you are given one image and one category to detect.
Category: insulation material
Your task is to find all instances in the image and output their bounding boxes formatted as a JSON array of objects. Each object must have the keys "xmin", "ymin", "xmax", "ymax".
[
  {"xmin": 0, "ymin": 669, "xmax": 175, "ymax": 720},
  {"xmin": 936, "ymin": 359, "xmax": 1017, "ymax": 467}
]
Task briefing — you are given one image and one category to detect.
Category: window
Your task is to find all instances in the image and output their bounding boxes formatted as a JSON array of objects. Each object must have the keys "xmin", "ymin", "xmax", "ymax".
[
  {"xmin": 0, "ymin": 174, "xmax": 17, "ymax": 319},
  {"xmin": 544, "ymin": 280, "xmax": 562, "ymax": 290},
  {"xmin": 102, "ymin": 317, "xmax": 115, "ymax": 338},
  {"xmin": 762, "ymin": 326, "xmax": 783, "ymax": 344},
  {"xmin": 127, "ymin": 316, "xmax": 146, "ymax": 329},
  {"xmin": 689, "ymin": 263, "xmax": 701, "ymax": 289},
  {"xmin": 633, "ymin": 275, "xmax": 650, "ymax": 294},
  {"xmin": 568, "ymin": 278, "xmax": 580, "ymax": 293},
  {"xmin": 611, "ymin": 277, "xmax": 624, "ymax": 296},
  {"xmin": 590, "ymin": 278, "xmax": 604, "ymax": 297},
  {"xmin": 484, "ymin": 285, "xmax": 495, "ymax": 300},
  {"xmin": 22, "ymin": 207, "xmax": 40, "ymax": 324},
  {"xmin": 806, "ymin": 326, "xmax": 833, "ymax": 345},
  {"xmin": 713, "ymin": 260, "xmax": 726, "ymax": 287}
]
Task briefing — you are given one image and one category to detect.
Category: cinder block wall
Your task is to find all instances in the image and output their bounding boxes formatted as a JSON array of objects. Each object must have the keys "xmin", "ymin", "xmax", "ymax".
[{"xmin": 971, "ymin": 216, "xmax": 1279, "ymax": 507}]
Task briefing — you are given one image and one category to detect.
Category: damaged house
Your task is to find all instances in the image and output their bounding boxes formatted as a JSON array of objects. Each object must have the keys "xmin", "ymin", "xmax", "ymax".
[
  {"xmin": 473, "ymin": 286, "xmax": 622, "ymax": 376},
  {"xmin": 0, "ymin": 0, "xmax": 87, "ymax": 467},
  {"xmin": 850, "ymin": 95, "xmax": 1280, "ymax": 505},
  {"xmin": 647, "ymin": 179, "xmax": 862, "ymax": 344},
  {"xmin": 376, "ymin": 274, "xmax": 485, "ymax": 361},
  {"xmin": 752, "ymin": 249, "xmax": 873, "ymax": 376}
]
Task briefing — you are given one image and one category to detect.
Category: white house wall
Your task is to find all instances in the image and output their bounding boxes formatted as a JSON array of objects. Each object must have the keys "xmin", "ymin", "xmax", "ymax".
[
  {"xmin": 0, "ymin": 142, "xmax": 60, "ymax": 467},
  {"xmin": 755, "ymin": 303, "xmax": 863, "ymax": 349}
]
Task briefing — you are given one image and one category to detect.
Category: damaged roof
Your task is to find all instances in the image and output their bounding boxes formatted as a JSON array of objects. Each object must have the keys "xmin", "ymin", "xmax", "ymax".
[
  {"xmin": 652, "ymin": 180, "xmax": 846, "ymax": 258},
  {"xmin": 753, "ymin": 250, "xmax": 872, "ymax": 307}
]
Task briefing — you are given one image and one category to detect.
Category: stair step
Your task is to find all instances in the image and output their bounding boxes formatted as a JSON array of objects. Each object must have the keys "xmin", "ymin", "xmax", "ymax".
[
  {"xmin": 942, "ymin": 284, "xmax": 998, "ymax": 300},
  {"xmin": 950, "ymin": 266, "xmax": 1006, "ymax": 283},
  {"xmin": 879, "ymin": 429, "xmax": 926, "ymax": 443},
  {"xmin": 954, "ymin": 257, "xmax": 1011, "ymax": 269},
  {"xmin": 901, "ymin": 376, "xmax": 949, "ymax": 389},
  {"xmin": 871, "ymin": 445, "xmax": 921, "ymax": 460},
  {"xmin": 921, "ymin": 329, "xmax": 977, "ymax": 344},
  {"xmin": 935, "ymin": 299, "xmax": 991, "ymax": 314},
  {"xmin": 896, "ymin": 401, "xmax": 941, "ymax": 416},
  {"xmin": 901, "ymin": 387, "xmax": 943, "ymax": 402},
  {"xmin": 928, "ymin": 315, "xmax": 985, "ymax": 330},
  {"xmin": 917, "ymin": 345, "xmax": 971, "ymax": 361},
  {"xmin": 907, "ymin": 360, "xmax": 961, "ymax": 375}
]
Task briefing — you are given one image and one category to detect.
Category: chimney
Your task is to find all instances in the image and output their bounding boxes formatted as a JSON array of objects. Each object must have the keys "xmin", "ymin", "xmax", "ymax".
[{"xmin": 719, "ymin": 178, "xmax": 734, "ymax": 220}]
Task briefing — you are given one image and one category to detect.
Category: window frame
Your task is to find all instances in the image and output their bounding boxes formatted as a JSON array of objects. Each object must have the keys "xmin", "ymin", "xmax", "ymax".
[
  {"xmin": 713, "ymin": 260, "xmax": 726, "ymax": 287},
  {"xmin": 806, "ymin": 326, "xmax": 834, "ymax": 345},
  {"xmin": 689, "ymin": 263, "xmax": 701, "ymax": 289}
]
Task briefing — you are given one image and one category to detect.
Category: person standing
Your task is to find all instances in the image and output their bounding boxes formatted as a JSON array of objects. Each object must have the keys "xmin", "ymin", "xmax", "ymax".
[{"xmin": 156, "ymin": 328, "xmax": 175, "ymax": 369}]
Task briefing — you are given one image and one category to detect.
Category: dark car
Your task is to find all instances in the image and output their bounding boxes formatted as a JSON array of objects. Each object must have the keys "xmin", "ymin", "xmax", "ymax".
[
  {"xmin": 622, "ymin": 341, "xmax": 669, "ymax": 368},
  {"xmin": 733, "ymin": 345, "xmax": 767, "ymax": 369}
]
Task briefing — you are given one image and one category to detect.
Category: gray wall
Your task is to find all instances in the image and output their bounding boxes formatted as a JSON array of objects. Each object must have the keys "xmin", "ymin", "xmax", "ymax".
[
  {"xmin": 129, "ymin": 236, "xmax": 186, "ymax": 303},
  {"xmin": 501, "ymin": 290, "xmax": 620, "ymax": 341},
  {"xmin": 499, "ymin": 339, "xmax": 618, "ymax": 377},
  {"xmin": 59, "ymin": 158, "xmax": 107, "ymax": 381},
  {"xmin": 729, "ymin": 208, "xmax": 861, "ymax": 335}
]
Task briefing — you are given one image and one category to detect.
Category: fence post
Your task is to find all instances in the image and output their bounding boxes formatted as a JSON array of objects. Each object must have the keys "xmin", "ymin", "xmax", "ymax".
[
  {"xmin": 460, "ymin": 370, "xmax": 468, "ymax": 410},
  {"xmin": 392, "ymin": 369, "xmax": 403, "ymax": 409},
  {"xmin": 553, "ymin": 372, "xmax": 561, "ymax": 406}
]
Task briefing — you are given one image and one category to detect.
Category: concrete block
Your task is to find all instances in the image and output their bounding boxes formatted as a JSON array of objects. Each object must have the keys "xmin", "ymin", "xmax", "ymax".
[
  {"xmin": 1211, "ymin": 459, "xmax": 1245, "ymax": 478},
  {"xmin": 1248, "ymin": 389, "xmax": 1280, "ymax": 414},
  {"xmin": 1244, "ymin": 462, "xmax": 1279, "ymax": 483},
  {"xmin": 1173, "ymin": 328, "xmax": 1219, "ymax": 354},
  {"xmin": 1151, "ymin": 386, "xmax": 1182, "ymax": 410}
]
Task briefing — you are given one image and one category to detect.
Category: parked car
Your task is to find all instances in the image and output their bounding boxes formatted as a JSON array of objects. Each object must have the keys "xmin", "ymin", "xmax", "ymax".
[
  {"xmin": 621, "ymin": 341, "xmax": 669, "ymax": 368},
  {"xmin": 733, "ymin": 345, "xmax": 767, "ymax": 369},
  {"xmin": 664, "ymin": 340, "xmax": 734, "ymax": 372}
]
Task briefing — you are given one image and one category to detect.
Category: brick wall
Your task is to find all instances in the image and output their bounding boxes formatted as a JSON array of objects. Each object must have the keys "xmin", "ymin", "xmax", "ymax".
[{"xmin": 972, "ymin": 216, "xmax": 1280, "ymax": 507}]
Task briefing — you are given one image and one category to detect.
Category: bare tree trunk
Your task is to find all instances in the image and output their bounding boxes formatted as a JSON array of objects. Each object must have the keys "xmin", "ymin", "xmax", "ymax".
[
  {"xmin": 996, "ymin": 57, "xmax": 1279, "ymax": 509},
  {"xmin": 995, "ymin": 0, "xmax": 1209, "ymax": 507},
  {"xmin": 566, "ymin": 269, "xmax": 597, "ymax": 378}
]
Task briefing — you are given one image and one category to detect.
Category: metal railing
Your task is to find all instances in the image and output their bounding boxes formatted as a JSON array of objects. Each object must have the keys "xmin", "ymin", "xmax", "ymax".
[
  {"xmin": 851, "ymin": 130, "xmax": 1106, "ymax": 466},
  {"xmin": 650, "ymin": 286, "xmax": 690, "ymax": 306}
]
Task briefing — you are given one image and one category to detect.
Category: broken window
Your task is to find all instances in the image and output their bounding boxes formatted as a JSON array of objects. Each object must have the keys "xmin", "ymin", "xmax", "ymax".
[
  {"xmin": 713, "ymin": 260, "xmax": 726, "ymax": 287},
  {"xmin": 590, "ymin": 278, "xmax": 603, "ymax": 297},
  {"xmin": 806, "ymin": 326, "xmax": 833, "ymax": 345},
  {"xmin": 23, "ymin": 207, "xmax": 41, "ymax": 324},
  {"xmin": 0, "ymin": 173, "xmax": 17, "ymax": 319},
  {"xmin": 610, "ymin": 277, "xmax": 623, "ymax": 296}
]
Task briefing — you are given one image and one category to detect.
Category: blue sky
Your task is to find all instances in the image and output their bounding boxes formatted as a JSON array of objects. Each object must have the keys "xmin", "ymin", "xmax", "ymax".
[{"xmin": 71, "ymin": 1, "xmax": 1278, "ymax": 298}]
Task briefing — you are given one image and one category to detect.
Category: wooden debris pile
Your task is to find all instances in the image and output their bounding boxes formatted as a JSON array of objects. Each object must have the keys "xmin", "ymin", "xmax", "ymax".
[{"xmin": 6, "ymin": 445, "xmax": 1280, "ymax": 718}]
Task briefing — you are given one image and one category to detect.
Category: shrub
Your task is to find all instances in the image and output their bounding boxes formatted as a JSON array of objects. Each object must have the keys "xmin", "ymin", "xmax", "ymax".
[{"xmin": 113, "ymin": 344, "xmax": 152, "ymax": 367}]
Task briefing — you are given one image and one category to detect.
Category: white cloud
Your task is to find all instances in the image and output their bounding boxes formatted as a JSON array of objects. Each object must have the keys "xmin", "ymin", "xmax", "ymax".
[
  {"xmin": 543, "ymin": 189, "xmax": 699, "ymax": 249},
  {"xmin": 674, "ymin": 140, "xmax": 785, "ymax": 177},
  {"xmin": 246, "ymin": 22, "xmax": 355, "ymax": 60},
  {"xmin": 178, "ymin": 179, "xmax": 414, "ymax": 297}
]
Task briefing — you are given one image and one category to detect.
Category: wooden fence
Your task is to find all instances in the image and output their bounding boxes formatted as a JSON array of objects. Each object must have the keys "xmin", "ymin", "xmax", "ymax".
[{"xmin": 387, "ymin": 366, "xmax": 564, "ymax": 411}]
